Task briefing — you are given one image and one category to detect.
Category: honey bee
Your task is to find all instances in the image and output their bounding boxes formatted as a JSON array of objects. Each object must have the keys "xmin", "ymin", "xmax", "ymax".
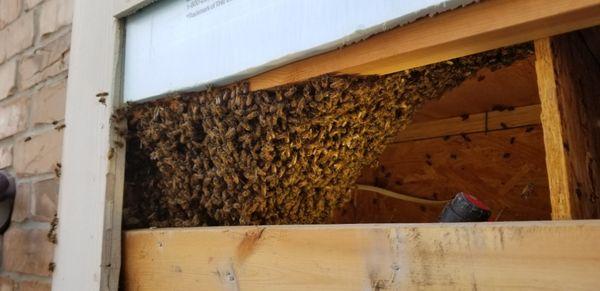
[
  {"xmin": 122, "ymin": 43, "xmax": 533, "ymax": 227},
  {"xmin": 48, "ymin": 262, "xmax": 56, "ymax": 272},
  {"xmin": 54, "ymin": 163, "xmax": 62, "ymax": 177},
  {"xmin": 108, "ymin": 147, "xmax": 115, "ymax": 160},
  {"xmin": 47, "ymin": 213, "xmax": 58, "ymax": 244}
]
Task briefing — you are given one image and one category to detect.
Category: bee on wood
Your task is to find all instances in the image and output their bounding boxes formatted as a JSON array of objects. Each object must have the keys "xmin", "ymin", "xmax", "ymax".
[
  {"xmin": 521, "ymin": 182, "xmax": 535, "ymax": 199},
  {"xmin": 54, "ymin": 163, "xmax": 62, "ymax": 177},
  {"xmin": 96, "ymin": 92, "xmax": 109, "ymax": 105},
  {"xmin": 107, "ymin": 147, "xmax": 115, "ymax": 160},
  {"xmin": 54, "ymin": 124, "xmax": 66, "ymax": 131},
  {"xmin": 113, "ymin": 126, "xmax": 127, "ymax": 138},
  {"xmin": 48, "ymin": 262, "xmax": 56, "ymax": 272}
]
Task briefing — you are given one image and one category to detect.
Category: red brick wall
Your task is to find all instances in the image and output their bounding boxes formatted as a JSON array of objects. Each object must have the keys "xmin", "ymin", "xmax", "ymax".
[{"xmin": 0, "ymin": 0, "xmax": 71, "ymax": 289}]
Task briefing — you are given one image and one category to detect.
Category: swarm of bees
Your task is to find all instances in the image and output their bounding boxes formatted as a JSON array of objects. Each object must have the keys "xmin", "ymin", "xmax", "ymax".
[{"xmin": 123, "ymin": 43, "xmax": 533, "ymax": 228}]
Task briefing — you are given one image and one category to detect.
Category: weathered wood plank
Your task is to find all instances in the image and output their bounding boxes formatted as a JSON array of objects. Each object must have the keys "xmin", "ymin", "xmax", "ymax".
[
  {"xmin": 535, "ymin": 27, "xmax": 600, "ymax": 220},
  {"xmin": 248, "ymin": 0, "xmax": 600, "ymax": 91},
  {"xmin": 123, "ymin": 220, "xmax": 600, "ymax": 290}
]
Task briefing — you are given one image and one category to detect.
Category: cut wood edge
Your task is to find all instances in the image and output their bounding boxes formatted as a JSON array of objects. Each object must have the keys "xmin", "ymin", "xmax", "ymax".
[
  {"xmin": 534, "ymin": 38, "xmax": 573, "ymax": 220},
  {"xmin": 248, "ymin": 0, "xmax": 600, "ymax": 91},
  {"xmin": 123, "ymin": 220, "xmax": 600, "ymax": 291}
]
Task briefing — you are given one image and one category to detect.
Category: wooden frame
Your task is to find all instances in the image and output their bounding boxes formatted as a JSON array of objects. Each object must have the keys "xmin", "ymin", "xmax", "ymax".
[
  {"xmin": 54, "ymin": 0, "xmax": 600, "ymax": 290},
  {"xmin": 123, "ymin": 220, "xmax": 600, "ymax": 290}
]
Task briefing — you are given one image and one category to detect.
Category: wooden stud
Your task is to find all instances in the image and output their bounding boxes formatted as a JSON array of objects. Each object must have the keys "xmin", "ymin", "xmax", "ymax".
[
  {"xmin": 123, "ymin": 220, "xmax": 600, "ymax": 290},
  {"xmin": 535, "ymin": 27, "xmax": 600, "ymax": 219},
  {"xmin": 394, "ymin": 104, "xmax": 541, "ymax": 143},
  {"xmin": 248, "ymin": 0, "xmax": 600, "ymax": 91}
]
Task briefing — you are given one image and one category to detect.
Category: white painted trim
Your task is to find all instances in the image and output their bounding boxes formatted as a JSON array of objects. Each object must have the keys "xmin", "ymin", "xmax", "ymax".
[
  {"xmin": 52, "ymin": 0, "xmax": 126, "ymax": 290},
  {"xmin": 114, "ymin": 0, "xmax": 157, "ymax": 17}
]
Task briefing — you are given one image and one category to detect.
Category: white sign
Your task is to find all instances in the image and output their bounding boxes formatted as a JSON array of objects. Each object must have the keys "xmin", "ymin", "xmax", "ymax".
[{"xmin": 124, "ymin": 0, "xmax": 474, "ymax": 102}]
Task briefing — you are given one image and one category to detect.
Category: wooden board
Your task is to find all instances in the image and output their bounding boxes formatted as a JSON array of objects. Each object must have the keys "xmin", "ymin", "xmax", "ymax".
[
  {"xmin": 412, "ymin": 57, "xmax": 539, "ymax": 122},
  {"xmin": 535, "ymin": 27, "xmax": 600, "ymax": 220},
  {"xmin": 395, "ymin": 104, "xmax": 541, "ymax": 143},
  {"xmin": 248, "ymin": 0, "xmax": 600, "ymax": 91},
  {"xmin": 334, "ymin": 125, "xmax": 550, "ymax": 223},
  {"xmin": 122, "ymin": 220, "xmax": 600, "ymax": 290}
]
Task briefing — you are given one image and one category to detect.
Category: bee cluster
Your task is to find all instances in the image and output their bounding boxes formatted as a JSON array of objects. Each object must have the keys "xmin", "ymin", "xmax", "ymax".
[{"xmin": 123, "ymin": 43, "xmax": 532, "ymax": 228}]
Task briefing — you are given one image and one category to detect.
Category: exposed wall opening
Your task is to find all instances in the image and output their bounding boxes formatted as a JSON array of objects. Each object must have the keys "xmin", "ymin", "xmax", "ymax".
[{"xmin": 121, "ymin": 42, "xmax": 546, "ymax": 229}]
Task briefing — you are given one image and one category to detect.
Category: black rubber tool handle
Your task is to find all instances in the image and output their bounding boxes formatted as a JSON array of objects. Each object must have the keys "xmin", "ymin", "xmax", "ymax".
[
  {"xmin": 439, "ymin": 192, "xmax": 491, "ymax": 222},
  {"xmin": 0, "ymin": 172, "xmax": 15, "ymax": 201}
]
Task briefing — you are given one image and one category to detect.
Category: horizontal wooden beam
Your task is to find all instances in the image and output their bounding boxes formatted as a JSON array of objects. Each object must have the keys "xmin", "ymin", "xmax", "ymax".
[
  {"xmin": 248, "ymin": 0, "xmax": 600, "ymax": 91},
  {"xmin": 123, "ymin": 220, "xmax": 600, "ymax": 290},
  {"xmin": 394, "ymin": 104, "xmax": 541, "ymax": 142}
]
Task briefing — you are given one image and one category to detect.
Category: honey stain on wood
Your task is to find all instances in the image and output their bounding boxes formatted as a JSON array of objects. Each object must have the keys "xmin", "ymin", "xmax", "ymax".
[{"xmin": 235, "ymin": 228, "xmax": 265, "ymax": 265}]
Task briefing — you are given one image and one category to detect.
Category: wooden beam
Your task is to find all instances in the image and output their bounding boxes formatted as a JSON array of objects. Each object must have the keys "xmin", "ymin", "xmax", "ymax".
[
  {"xmin": 394, "ymin": 104, "xmax": 541, "ymax": 143},
  {"xmin": 535, "ymin": 27, "xmax": 600, "ymax": 220},
  {"xmin": 248, "ymin": 0, "xmax": 600, "ymax": 91},
  {"xmin": 123, "ymin": 220, "xmax": 600, "ymax": 290}
]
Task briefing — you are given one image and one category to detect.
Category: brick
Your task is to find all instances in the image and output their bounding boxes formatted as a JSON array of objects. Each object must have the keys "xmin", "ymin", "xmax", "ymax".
[
  {"xmin": 12, "ymin": 183, "xmax": 31, "ymax": 222},
  {"xmin": 18, "ymin": 33, "xmax": 70, "ymax": 90},
  {"xmin": 0, "ymin": 0, "xmax": 21, "ymax": 30},
  {"xmin": 0, "ymin": 144, "xmax": 11, "ymax": 169},
  {"xmin": 32, "ymin": 178, "xmax": 58, "ymax": 222},
  {"xmin": 14, "ymin": 130, "xmax": 63, "ymax": 177},
  {"xmin": 0, "ymin": 12, "xmax": 34, "ymax": 63},
  {"xmin": 2, "ymin": 227, "xmax": 54, "ymax": 276},
  {"xmin": 0, "ymin": 276, "xmax": 15, "ymax": 291},
  {"xmin": 31, "ymin": 79, "xmax": 66, "ymax": 124},
  {"xmin": 18, "ymin": 281, "xmax": 51, "ymax": 291},
  {"xmin": 0, "ymin": 97, "xmax": 28, "ymax": 140},
  {"xmin": 38, "ymin": 0, "xmax": 72, "ymax": 38},
  {"xmin": 24, "ymin": 0, "xmax": 44, "ymax": 10},
  {"xmin": 0, "ymin": 59, "xmax": 16, "ymax": 100}
]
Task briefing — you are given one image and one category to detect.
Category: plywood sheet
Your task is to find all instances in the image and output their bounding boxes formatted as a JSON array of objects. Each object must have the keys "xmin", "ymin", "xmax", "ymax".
[
  {"xmin": 334, "ymin": 125, "xmax": 550, "ymax": 223},
  {"xmin": 412, "ymin": 57, "xmax": 539, "ymax": 122}
]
